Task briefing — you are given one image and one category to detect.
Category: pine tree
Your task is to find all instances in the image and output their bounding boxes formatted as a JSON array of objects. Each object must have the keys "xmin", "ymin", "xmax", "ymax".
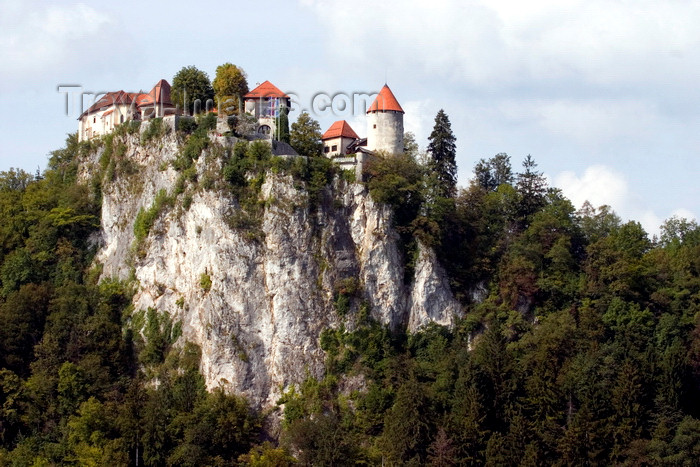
[
  {"xmin": 474, "ymin": 153, "xmax": 513, "ymax": 191},
  {"xmin": 427, "ymin": 109, "xmax": 457, "ymax": 198},
  {"xmin": 515, "ymin": 154, "xmax": 547, "ymax": 225},
  {"xmin": 277, "ymin": 105, "xmax": 290, "ymax": 144}
]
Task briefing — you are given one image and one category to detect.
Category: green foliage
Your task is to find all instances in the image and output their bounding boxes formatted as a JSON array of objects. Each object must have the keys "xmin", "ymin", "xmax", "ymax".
[
  {"xmin": 277, "ymin": 104, "xmax": 290, "ymax": 143},
  {"xmin": 173, "ymin": 120, "xmax": 210, "ymax": 171},
  {"xmin": 133, "ymin": 188, "xmax": 172, "ymax": 245},
  {"xmin": 140, "ymin": 307, "xmax": 182, "ymax": 365},
  {"xmin": 427, "ymin": 109, "xmax": 457, "ymax": 198},
  {"xmin": 290, "ymin": 111, "xmax": 323, "ymax": 157},
  {"xmin": 212, "ymin": 62, "xmax": 248, "ymax": 115},
  {"xmin": 171, "ymin": 65, "xmax": 214, "ymax": 115},
  {"xmin": 176, "ymin": 116, "xmax": 197, "ymax": 134},
  {"xmin": 365, "ymin": 152, "xmax": 424, "ymax": 228},
  {"xmin": 474, "ymin": 152, "xmax": 513, "ymax": 191},
  {"xmin": 199, "ymin": 272, "xmax": 212, "ymax": 292},
  {"xmin": 0, "ymin": 136, "xmax": 263, "ymax": 464},
  {"xmin": 5, "ymin": 110, "xmax": 700, "ymax": 465},
  {"xmin": 140, "ymin": 117, "xmax": 168, "ymax": 144},
  {"xmin": 403, "ymin": 131, "xmax": 419, "ymax": 157}
]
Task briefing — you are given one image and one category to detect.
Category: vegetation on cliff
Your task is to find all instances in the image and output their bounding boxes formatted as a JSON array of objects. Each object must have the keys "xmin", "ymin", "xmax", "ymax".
[{"xmin": 0, "ymin": 125, "xmax": 699, "ymax": 465}]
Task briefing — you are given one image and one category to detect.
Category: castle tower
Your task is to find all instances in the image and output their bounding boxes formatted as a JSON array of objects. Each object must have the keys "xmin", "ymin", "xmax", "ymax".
[{"xmin": 366, "ymin": 84, "xmax": 404, "ymax": 154}]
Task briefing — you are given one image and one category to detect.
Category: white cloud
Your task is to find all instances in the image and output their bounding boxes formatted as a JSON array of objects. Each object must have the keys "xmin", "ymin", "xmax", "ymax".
[
  {"xmin": 302, "ymin": 0, "xmax": 700, "ymax": 90},
  {"xmin": 554, "ymin": 165, "xmax": 697, "ymax": 236},
  {"xmin": 0, "ymin": 2, "xmax": 115, "ymax": 87},
  {"xmin": 498, "ymin": 98, "xmax": 659, "ymax": 144},
  {"xmin": 555, "ymin": 165, "xmax": 628, "ymax": 210},
  {"xmin": 402, "ymin": 99, "xmax": 436, "ymax": 150}
]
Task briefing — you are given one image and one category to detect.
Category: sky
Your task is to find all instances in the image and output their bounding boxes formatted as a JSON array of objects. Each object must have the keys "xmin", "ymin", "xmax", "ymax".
[{"xmin": 1, "ymin": 0, "xmax": 698, "ymax": 236}]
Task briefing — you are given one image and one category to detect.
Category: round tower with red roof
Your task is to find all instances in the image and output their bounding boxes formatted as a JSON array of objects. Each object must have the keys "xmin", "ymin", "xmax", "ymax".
[{"xmin": 366, "ymin": 84, "xmax": 404, "ymax": 155}]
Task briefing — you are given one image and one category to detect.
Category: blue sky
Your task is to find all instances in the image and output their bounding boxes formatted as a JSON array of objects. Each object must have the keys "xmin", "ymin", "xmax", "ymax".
[{"xmin": 1, "ymin": 0, "xmax": 698, "ymax": 235}]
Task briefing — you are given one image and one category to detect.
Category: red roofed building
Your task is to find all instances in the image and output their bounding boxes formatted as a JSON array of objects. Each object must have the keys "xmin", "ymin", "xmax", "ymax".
[
  {"xmin": 366, "ymin": 84, "xmax": 404, "ymax": 155},
  {"xmin": 322, "ymin": 120, "xmax": 360, "ymax": 156},
  {"xmin": 78, "ymin": 79, "xmax": 177, "ymax": 141},
  {"xmin": 244, "ymin": 80, "xmax": 291, "ymax": 138}
]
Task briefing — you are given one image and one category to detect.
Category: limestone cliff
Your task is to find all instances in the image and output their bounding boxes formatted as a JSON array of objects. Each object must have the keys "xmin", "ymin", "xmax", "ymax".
[{"xmin": 81, "ymin": 125, "xmax": 461, "ymax": 408}]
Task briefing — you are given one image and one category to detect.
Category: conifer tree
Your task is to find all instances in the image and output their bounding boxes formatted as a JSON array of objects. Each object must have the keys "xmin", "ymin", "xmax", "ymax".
[
  {"xmin": 516, "ymin": 154, "xmax": 547, "ymax": 223},
  {"xmin": 427, "ymin": 109, "xmax": 457, "ymax": 198},
  {"xmin": 277, "ymin": 105, "xmax": 290, "ymax": 144}
]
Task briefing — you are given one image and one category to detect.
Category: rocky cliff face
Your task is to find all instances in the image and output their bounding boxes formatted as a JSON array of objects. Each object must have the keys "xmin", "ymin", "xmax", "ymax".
[{"xmin": 82, "ymin": 127, "xmax": 461, "ymax": 408}]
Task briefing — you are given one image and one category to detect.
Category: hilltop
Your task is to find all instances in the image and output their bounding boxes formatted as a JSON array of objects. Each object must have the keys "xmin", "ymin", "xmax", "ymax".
[{"xmin": 0, "ymin": 108, "xmax": 699, "ymax": 464}]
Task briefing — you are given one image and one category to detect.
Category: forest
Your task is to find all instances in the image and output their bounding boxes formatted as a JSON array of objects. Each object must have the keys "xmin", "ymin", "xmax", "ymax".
[{"xmin": 0, "ymin": 112, "xmax": 699, "ymax": 465}]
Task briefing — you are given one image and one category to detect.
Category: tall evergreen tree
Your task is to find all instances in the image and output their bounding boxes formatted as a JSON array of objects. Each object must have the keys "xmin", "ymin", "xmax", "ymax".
[
  {"xmin": 516, "ymin": 154, "xmax": 547, "ymax": 223},
  {"xmin": 474, "ymin": 153, "xmax": 513, "ymax": 191},
  {"xmin": 427, "ymin": 109, "xmax": 457, "ymax": 198},
  {"xmin": 277, "ymin": 105, "xmax": 290, "ymax": 144}
]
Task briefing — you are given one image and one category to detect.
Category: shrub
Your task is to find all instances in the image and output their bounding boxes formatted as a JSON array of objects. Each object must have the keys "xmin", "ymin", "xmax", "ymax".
[
  {"xmin": 198, "ymin": 112, "xmax": 217, "ymax": 131},
  {"xmin": 128, "ymin": 120, "xmax": 141, "ymax": 134},
  {"xmin": 133, "ymin": 189, "xmax": 173, "ymax": 243},
  {"xmin": 176, "ymin": 117, "xmax": 197, "ymax": 134},
  {"xmin": 200, "ymin": 273, "xmax": 212, "ymax": 292},
  {"xmin": 182, "ymin": 193, "xmax": 193, "ymax": 210},
  {"xmin": 141, "ymin": 118, "xmax": 167, "ymax": 144},
  {"xmin": 246, "ymin": 140, "xmax": 271, "ymax": 162}
]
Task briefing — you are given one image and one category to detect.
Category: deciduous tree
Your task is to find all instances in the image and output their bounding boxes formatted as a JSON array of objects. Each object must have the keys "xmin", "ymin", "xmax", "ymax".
[
  {"xmin": 290, "ymin": 112, "xmax": 323, "ymax": 157},
  {"xmin": 171, "ymin": 66, "xmax": 214, "ymax": 115},
  {"xmin": 212, "ymin": 63, "xmax": 249, "ymax": 115}
]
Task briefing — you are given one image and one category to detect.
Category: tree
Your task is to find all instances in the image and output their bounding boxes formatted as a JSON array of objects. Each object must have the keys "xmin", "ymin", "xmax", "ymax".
[
  {"xmin": 277, "ymin": 105, "xmax": 290, "ymax": 143},
  {"xmin": 171, "ymin": 66, "xmax": 214, "ymax": 115},
  {"xmin": 212, "ymin": 63, "xmax": 249, "ymax": 116},
  {"xmin": 404, "ymin": 131, "xmax": 419, "ymax": 157},
  {"xmin": 516, "ymin": 155, "xmax": 547, "ymax": 224},
  {"xmin": 290, "ymin": 112, "xmax": 323, "ymax": 157},
  {"xmin": 427, "ymin": 109, "xmax": 457, "ymax": 198},
  {"xmin": 474, "ymin": 153, "xmax": 513, "ymax": 191}
]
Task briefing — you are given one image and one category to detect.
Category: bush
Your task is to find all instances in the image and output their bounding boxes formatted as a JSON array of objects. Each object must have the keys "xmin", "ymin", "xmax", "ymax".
[
  {"xmin": 176, "ymin": 117, "xmax": 197, "ymax": 135},
  {"xmin": 141, "ymin": 118, "xmax": 168, "ymax": 144},
  {"xmin": 173, "ymin": 132, "xmax": 208, "ymax": 171},
  {"xmin": 133, "ymin": 189, "xmax": 173, "ymax": 243},
  {"xmin": 182, "ymin": 193, "xmax": 193, "ymax": 210},
  {"xmin": 198, "ymin": 112, "xmax": 217, "ymax": 131},
  {"xmin": 199, "ymin": 273, "xmax": 212, "ymax": 292},
  {"xmin": 127, "ymin": 120, "xmax": 141, "ymax": 134}
]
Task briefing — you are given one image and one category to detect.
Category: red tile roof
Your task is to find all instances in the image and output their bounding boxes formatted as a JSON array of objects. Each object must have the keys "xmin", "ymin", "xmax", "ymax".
[
  {"xmin": 322, "ymin": 120, "xmax": 359, "ymax": 140},
  {"xmin": 367, "ymin": 84, "xmax": 404, "ymax": 113},
  {"xmin": 244, "ymin": 80, "xmax": 289, "ymax": 99},
  {"xmin": 149, "ymin": 79, "xmax": 172, "ymax": 105},
  {"xmin": 79, "ymin": 79, "xmax": 174, "ymax": 119}
]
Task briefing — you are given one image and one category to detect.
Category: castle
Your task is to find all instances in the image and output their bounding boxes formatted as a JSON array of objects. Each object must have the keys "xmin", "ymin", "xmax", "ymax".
[
  {"xmin": 319, "ymin": 84, "xmax": 404, "ymax": 172},
  {"xmin": 78, "ymin": 80, "xmax": 177, "ymax": 142},
  {"xmin": 77, "ymin": 79, "xmax": 405, "ymax": 173}
]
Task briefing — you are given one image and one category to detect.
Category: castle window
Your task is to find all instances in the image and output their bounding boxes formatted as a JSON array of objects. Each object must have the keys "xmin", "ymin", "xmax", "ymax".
[
  {"xmin": 331, "ymin": 145, "xmax": 338, "ymax": 152},
  {"xmin": 373, "ymin": 124, "xmax": 376, "ymax": 129},
  {"xmin": 257, "ymin": 125, "xmax": 271, "ymax": 135},
  {"xmin": 120, "ymin": 115, "xmax": 124, "ymax": 123},
  {"xmin": 93, "ymin": 117, "xmax": 96, "ymax": 123},
  {"xmin": 324, "ymin": 146, "xmax": 330, "ymax": 153}
]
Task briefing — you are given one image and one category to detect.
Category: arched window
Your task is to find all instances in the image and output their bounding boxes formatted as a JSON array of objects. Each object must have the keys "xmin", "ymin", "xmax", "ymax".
[{"xmin": 257, "ymin": 125, "xmax": 271, "ymax": 135}]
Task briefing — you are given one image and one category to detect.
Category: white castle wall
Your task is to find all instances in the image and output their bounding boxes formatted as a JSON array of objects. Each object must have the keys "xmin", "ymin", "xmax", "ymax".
[{"xmin": 367, "ymin": 110, "xmax": 403, "ymax": 155}]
